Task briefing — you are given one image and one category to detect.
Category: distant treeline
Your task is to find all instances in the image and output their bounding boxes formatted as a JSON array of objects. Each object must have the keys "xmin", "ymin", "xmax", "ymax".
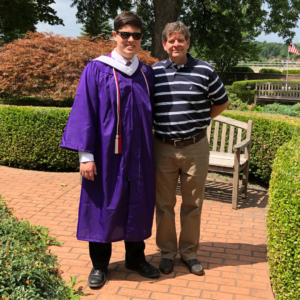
[{"xmin": 256, "ymin": 41, "xmax": 300, "ymax": 61}]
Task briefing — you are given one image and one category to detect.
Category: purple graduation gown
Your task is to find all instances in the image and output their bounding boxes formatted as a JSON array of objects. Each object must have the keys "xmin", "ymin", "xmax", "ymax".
[{"xmin": 61, "ymin": 58, "xmax": 155, "ymax": 243}]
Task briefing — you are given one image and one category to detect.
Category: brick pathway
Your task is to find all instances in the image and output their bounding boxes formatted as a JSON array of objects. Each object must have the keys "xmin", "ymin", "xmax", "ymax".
[{"xmin": 0, "ymin": 165, "xmax": 274, "ymax": 300}]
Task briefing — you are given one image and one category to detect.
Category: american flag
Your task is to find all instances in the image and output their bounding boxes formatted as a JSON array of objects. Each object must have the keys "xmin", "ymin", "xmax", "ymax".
[{"xmin": 289, "ymin": 43, "xmax": 300, "ymax": 56}]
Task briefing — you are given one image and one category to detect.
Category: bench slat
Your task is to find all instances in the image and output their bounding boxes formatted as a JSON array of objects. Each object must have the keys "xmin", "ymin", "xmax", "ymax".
[
  {"xmin": 228, "ymin": 125, "xmax": 235, "ymax": 153},
  {"xmin": 215, "ymin": 115, "xmax": 247, "ymax": 129},
  {"xmin": 212, "ymin": 121, "xmax": 220, "ymax": 151},
  {"xmin": 237, "ymin": 128, "xmax": 242, "ymax": 145},
  {"xmin": 207, "ymin": 123, "xmax": 212, "ymax": 144},
  {"xmin": 220, "ymin": 123, "xmax": 227, "ymax": 152},
  {"xmin": 256, "ymin": 81, "xmax": 300, "ymax": 101}
]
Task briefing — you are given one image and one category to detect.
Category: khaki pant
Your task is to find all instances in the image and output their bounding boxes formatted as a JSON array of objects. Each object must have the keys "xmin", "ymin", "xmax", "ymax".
[{"xmin": 154, "ymin": 136, "xmax": 209, "ymax": 260}]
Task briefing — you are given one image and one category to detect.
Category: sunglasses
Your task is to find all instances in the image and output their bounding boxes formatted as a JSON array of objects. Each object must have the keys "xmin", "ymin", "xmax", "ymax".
[{"xmin": 116, "ymin": 31, "xmax": 142, "ymax": 40}]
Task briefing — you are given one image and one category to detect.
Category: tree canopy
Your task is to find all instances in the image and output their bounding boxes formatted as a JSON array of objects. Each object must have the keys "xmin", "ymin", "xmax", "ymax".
[
  {"xmin": 0, "ymin": 0, "xmax": 64, "ymax": 43},
  {"xmin": 257, "ymin": 41, "xmax": 300, "ymax": 60},
  {"xmin": 71, "ymin": 0, "xmax": 132, "ymax": 37}
]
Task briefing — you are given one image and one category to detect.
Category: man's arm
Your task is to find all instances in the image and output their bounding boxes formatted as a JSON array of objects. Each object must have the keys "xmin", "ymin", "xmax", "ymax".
[{"xmin": 210, "ymin": 102, "xmax": 229, "ymax": 119}]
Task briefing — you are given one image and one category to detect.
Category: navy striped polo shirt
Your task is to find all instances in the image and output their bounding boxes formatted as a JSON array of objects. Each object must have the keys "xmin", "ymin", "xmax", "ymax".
[{"xmin": 153, "ymin": 53, "xmax": 228, "ymax": 139}]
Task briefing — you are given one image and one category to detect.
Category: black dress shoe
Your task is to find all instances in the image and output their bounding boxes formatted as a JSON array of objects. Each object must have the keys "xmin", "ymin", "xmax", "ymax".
[
  {"xmin": 159, "ymin": 258, "xmax": 173, "ymax": 274},
  {"xmin": 125, "ymin": 261, "xmax": 160, "ymax": 278},
  {"xmin": 88, "ymin": 267, "xmax": 107, "ymax": 288},
  {"xmin": 181, "ymin": 258, "xmax": 204, "ymax": 276}
]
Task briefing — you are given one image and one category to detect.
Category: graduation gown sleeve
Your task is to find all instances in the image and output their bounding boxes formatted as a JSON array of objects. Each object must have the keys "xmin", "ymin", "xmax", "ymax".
[{"xmin": 61, "ymin": 62, "xmax": 99, "ymax": 153}]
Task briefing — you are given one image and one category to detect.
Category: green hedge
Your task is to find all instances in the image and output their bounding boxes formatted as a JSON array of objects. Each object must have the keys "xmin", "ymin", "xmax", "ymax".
[
  {"xmin": 222, "ymin": 111, "xmax": 300, "ymax": 184},
  {"xmin": 1, "ymin": 106, "xmax": 300, "ymax": 184},
  {"xmin": 232, "ymin": 79, "xmax": 283, "ymax": 90},
  {"xmin": 233, "ymin": 90, "xmax": 254, "ymax": 104},
  {"xmin": 0, "ymin": 106, "xmax": 78, "ymax": 171},
  {"xmin": 267, "ymin": 137, "xmax": 300, "ymax": 299},
  {"xmin": 0, "ymin": 195, "xmax": 84, "ymax": 299},
  {"xmin": 226, "ymin": 66, "xmax": 254, "ymax": 73},
  {"xmin": 0, "ymin": 95, "xmax": 74, "ymax": 107},
  {"xmin": 259, "ymin": 68, "xmax": 282, "ymax": 74},
  {"xmin": 263, "ymin": 103, "xmax": 300, "ymax": 118},
  {"xmin": 282, "ymin": 70, "xmax": 300, "ymax": 74},
  {"xmin": 227, "ymin": 92, "xmax": 250, "ymax": 111}
]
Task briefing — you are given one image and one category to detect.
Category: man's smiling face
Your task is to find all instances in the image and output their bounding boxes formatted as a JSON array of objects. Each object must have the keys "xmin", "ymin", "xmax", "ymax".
[
  {"xmin": 163, "ymin": 32, "xmax": 190, "ymax": 63},
  {"xmin": 113, "ymin": 25, "xmax": 142, "ymax": 60}
]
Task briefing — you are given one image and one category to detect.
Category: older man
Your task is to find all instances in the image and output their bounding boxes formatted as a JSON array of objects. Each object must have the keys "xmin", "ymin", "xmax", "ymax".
[{"xmin": 153, "ymin": 22, "xmax": 229, "ymax": 276}]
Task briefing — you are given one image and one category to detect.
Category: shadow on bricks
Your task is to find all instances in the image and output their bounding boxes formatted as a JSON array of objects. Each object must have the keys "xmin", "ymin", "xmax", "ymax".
[
  {"xmin": 84, "ymin": 242, "xmax": 267, "ymax": 286},
  {"xmin": 177, "ymin": 179, "xmax": 268, "ymax": 209}
]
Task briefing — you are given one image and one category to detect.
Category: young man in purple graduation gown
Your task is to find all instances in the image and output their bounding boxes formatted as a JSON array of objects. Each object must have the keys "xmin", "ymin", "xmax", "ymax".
[{"xmin": 61, "ymin": 11, "xmax": 159, "ymax": 288}]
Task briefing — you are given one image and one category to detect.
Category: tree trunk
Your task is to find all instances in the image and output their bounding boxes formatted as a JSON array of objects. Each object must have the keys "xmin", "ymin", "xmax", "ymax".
[{"xmin": 152, "ymin": 0, "xmax": 184, "ymax": 60}]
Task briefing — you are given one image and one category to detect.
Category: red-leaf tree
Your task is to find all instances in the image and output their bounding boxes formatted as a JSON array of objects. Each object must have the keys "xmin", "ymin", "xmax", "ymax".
[{"xmin": 0, "ymin": 32, "xmax": 158, "ymax": 100}]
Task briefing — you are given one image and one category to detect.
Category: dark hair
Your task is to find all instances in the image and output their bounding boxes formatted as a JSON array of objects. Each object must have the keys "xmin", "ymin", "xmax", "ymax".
[
  {"xmin": 162, "ymin": 22, "xmax": 190, "ymax": 41},
  {"xmin": 114, "ymin": 11, "xmax": 143, "ymax": 32}
]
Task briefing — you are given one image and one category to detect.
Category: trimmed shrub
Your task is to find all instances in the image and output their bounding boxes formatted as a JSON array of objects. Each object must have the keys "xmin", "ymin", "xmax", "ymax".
[
  {"xmin": 263, "ymin": 103, "xmax": 300, "ymax": 118},
  {"xmin": 0, "ymin": 105, "xmax": 77, "ymax": 171},
  {"xmin": 282, "ymin": 69, "xmax": 300, "ymax": 74},
  {"xmin": 267, "ymin": 137, "xmax": 300, "ymax": 299},
  {"xmin": 232, "ymin": 79, "xmax": 285, "ymax": 91},
  {"xmin": 222, "ymin": 110, "xmax": 300, "ymax": 184},
  {"xmin": 234, "ymin": 90, "xmax": 255, "ymax": 104},
  {"xmin": 0, "ymin": 32, "xmax": 158, "ymax": 101},
  {"xmin": 259, "ymin": 68, "xmax": 282, "ymax": 74},
  {"xmin": 226, "ymin": 66, "xmax": 254, "ymax": 73},
  {"xmin": 0, "ymin": 96, "xmax": 74, "ymax": 107},
  {"xmin": 1, "ymin": 106, "xmax": 300, "ymax": 185},
  {"xmin": 0, "ymin": 195, "xmax": 84, "ymax": 299},
  {"xmin": 227, "ymin": 92, "xmax": 250, "ymax": 111}
]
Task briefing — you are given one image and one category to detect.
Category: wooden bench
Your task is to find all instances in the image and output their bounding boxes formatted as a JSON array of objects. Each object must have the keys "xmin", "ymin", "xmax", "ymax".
[
  {"xmin": 254, "ymin": 81, "xmax": 300, "ymax": 104},
  {"xmin": 207, "ymin": 115, "xmax": 253, "ymax": 209}
]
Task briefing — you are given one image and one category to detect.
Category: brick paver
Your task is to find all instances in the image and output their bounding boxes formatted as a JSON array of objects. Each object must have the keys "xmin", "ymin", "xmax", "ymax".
[{"xmin": 0, "ymin": 166, "xmax": 274, "ymax": 300}]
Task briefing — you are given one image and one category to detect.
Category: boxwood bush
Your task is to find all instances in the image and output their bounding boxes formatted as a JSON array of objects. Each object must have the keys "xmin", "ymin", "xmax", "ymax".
[
  {"xmin": 267, "ymin": 137, "xmax": 300, "ymax": 299},
  {"xmin": 222, "ymin": 111, "xmax": 300, "ymax": 184},
  {"xmin": 0, "ymin": 196, "xmax": 84, "ymax": 299},
  {"xmin": 0, "ymin": 96, "xmax": 74, "ymax": 107},
  {"xmin": 0, "ymin": 105, "xmax": 78, "ymax": 171},
  {"xmin": 263, "ymin": 103, "xmax": 300, "ymax": 118},
  {"xmin": 232, "ymin": 79, "xmax": 288, "ymax": 91},
  {"xmin": 282, "ymin": 70, "xmax": 300, "ymax": 75},
  {"xmin": 226, "ymin": 66, "xmax": 254, "ymax": 73},
  {"xmin": 1, "ymin": 106, "xmax": 300, "ymax": 184},
  {"xmin": 259, "ymin": 68, "xmax": 282, "ymax": 74}
]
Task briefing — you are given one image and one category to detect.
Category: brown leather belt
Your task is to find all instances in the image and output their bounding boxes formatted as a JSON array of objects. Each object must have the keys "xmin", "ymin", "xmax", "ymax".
[{"xmin": 155, "ymin": 129, "xmax": 206, "ymax": 148}]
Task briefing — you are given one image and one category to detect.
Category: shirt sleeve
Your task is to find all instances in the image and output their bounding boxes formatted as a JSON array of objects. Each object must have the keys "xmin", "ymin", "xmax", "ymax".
[
  {"xmin": 207, "ymin": 70, "xmax": 228, "ymax": 105},
  {"xmin": 60, "ymin": 62, "xmax": 100, "ymax": 153},
  {"xmin": 78, "ymin": 151, "xmax": 95, "ymax": 162}
]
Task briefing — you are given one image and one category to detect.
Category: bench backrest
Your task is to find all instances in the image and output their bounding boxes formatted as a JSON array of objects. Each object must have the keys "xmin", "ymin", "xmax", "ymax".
[
  {"xmin": 207, "ymin": 115, "xmax": 252, "ymax": 154},
  {"xmin": 256, "ymin": 81, "xmax": 300, "ymax": 98}
]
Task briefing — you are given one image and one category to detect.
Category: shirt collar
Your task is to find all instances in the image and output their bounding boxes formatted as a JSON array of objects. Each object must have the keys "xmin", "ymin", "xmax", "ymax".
[
  {"xmin": 165, "ymin": 53, "xmax": 195, "ymax": 68},
  {"xmin": 111, "ymin": 49, "xmax": 137, "ymax": 66}
]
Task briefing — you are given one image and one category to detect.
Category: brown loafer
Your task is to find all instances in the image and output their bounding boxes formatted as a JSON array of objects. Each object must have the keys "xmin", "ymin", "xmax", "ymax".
[
  {"xmin": 159, "ymin": 258, "xmax": 173, "ymax": 274},
  {"xmin": 181, "ymin": 258, "xmax": 204, "ymax": 276}
]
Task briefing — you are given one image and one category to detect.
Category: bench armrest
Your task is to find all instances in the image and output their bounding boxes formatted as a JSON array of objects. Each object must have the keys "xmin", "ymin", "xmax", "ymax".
[{"xmin": 233, "ymin": 139, "xmax": 251, "ymax": 152}]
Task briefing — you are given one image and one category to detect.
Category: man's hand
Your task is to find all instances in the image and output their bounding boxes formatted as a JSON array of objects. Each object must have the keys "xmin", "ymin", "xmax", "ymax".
[
  {"xmin": 210, "ymin": 102, "xmax": 229, "ymax": 119},
  {"xmin": 80, "ymin": 161, "xmax": 97, "ymax": 181}
]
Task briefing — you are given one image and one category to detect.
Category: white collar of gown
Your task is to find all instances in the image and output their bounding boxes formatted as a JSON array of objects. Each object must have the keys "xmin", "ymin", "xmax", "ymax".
[{"xmin": 94, "ymin": 49, "xmax": 139, "ymax": 76}]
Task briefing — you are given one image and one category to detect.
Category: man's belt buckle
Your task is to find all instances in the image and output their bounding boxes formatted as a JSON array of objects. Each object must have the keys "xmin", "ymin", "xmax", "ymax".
[{"xmin": 174, "ymin": 139, "xmax": 182, "ymax": 148}]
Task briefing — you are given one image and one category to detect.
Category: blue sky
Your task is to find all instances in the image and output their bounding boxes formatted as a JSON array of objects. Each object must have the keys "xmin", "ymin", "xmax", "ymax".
[{"xmin": 36, "ymin": 0, "xmax": 300, "ymax": 44}]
